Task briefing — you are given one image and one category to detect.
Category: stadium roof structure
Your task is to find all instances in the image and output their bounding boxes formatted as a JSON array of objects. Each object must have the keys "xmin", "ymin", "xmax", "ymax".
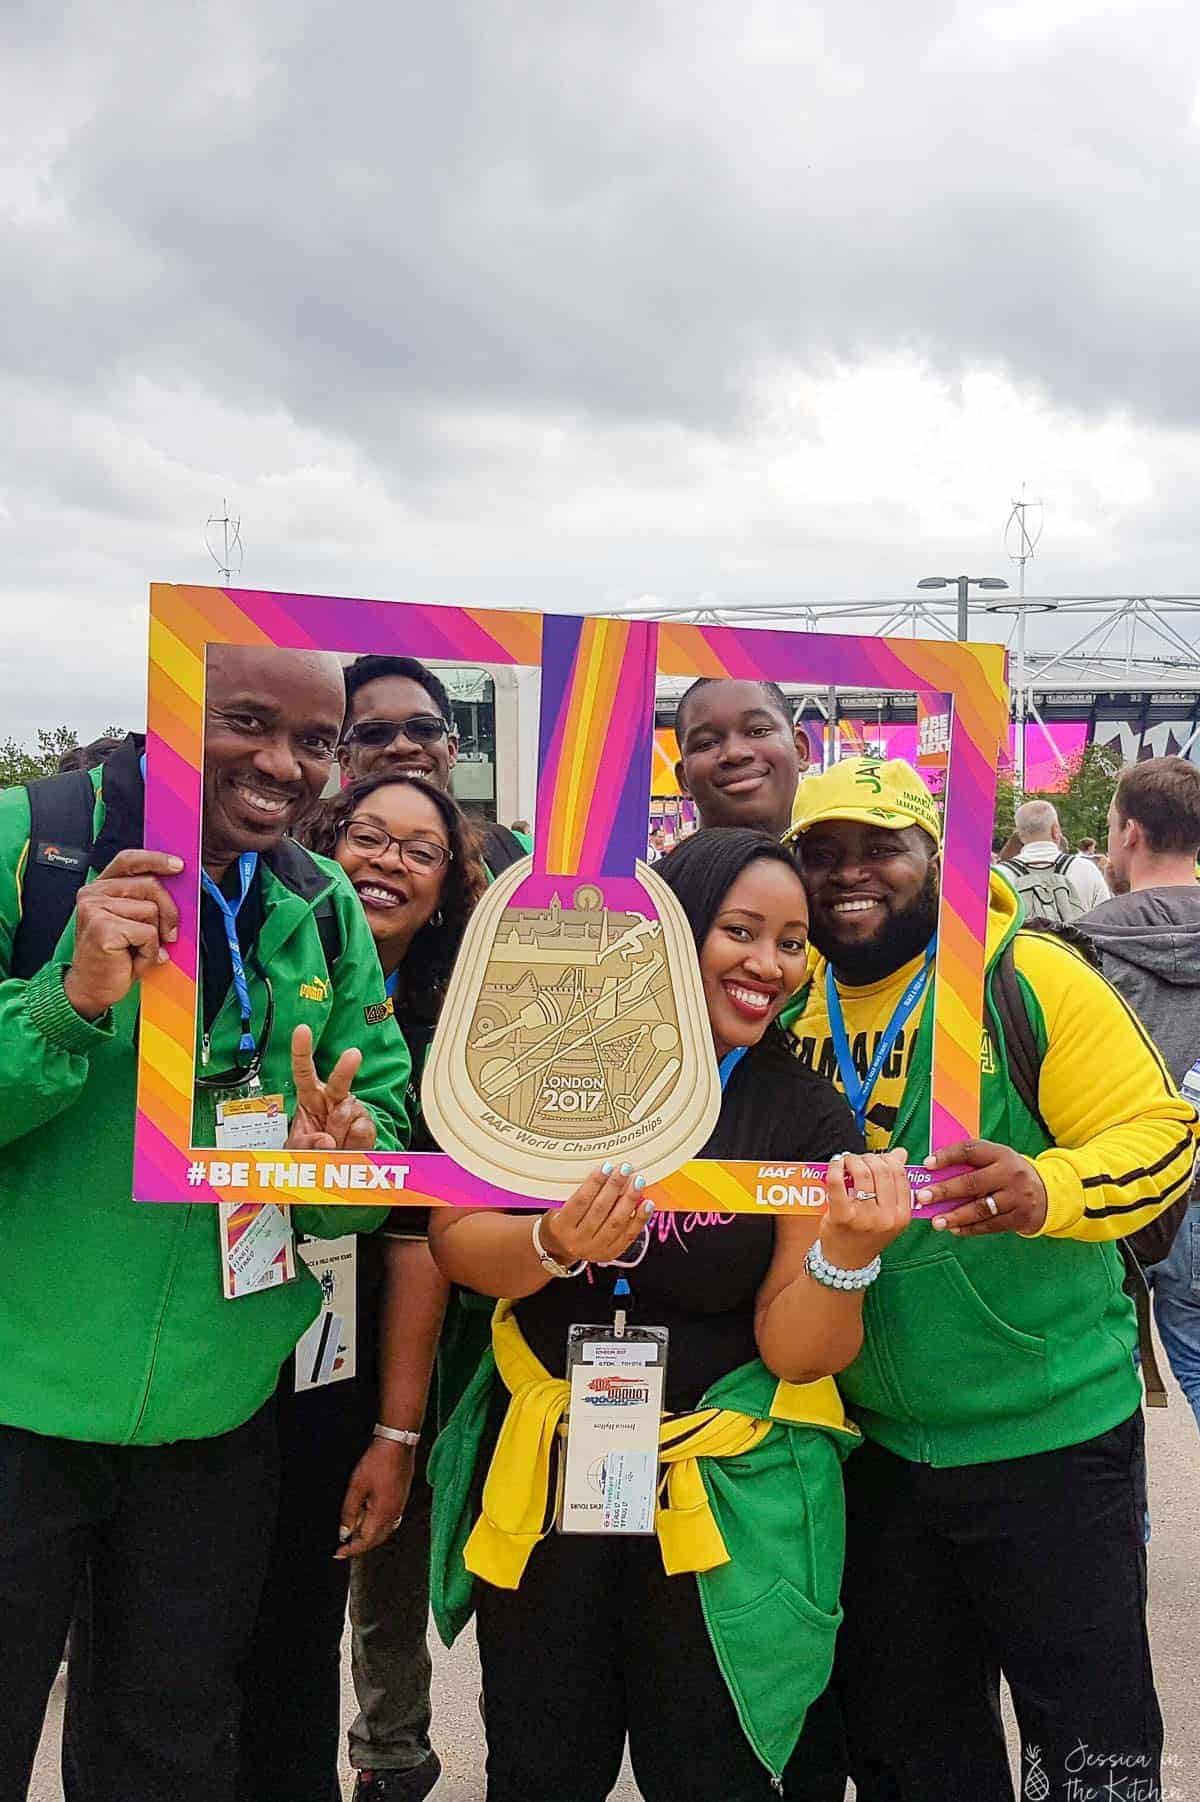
[
  {"xmin": 622, "ymin": 593, "xmax": 1200, "ymax": 699},
  {"xmin": 625, "ymin": 593, "xmax": 1200, "ymax": 780}
]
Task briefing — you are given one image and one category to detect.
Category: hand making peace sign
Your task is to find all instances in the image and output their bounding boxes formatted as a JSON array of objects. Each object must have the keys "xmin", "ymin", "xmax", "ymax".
[{"xmin": 285, "ymin": 1024, "xmax": 377, "ymax": 1151}]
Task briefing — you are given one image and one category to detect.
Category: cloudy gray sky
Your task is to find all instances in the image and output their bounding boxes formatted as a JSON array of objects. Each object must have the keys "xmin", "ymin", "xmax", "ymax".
[{"xmin": 3, "ymin": 0, "xmax": 1199, "ymax": 743}]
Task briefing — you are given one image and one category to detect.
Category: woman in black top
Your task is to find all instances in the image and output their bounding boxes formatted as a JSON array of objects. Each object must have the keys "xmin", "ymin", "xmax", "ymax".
[
  {"xmin": 239, "ymin": 775, "xmax": 483, "ymax": 1802},
  {"xmin": 430, "ymin": 829, "xmax": 915, "ymax": 1802}
]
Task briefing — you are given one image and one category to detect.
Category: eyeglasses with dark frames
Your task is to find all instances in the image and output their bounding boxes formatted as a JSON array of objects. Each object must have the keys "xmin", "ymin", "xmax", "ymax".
[{"xmin": 341, "ymin": 820, "xmax": 453, "ymax": 873}]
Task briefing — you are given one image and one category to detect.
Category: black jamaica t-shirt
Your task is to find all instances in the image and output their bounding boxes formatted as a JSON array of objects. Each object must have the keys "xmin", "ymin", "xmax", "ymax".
[{"xmin": 514, "ymin": 1033, "xmax": 862, "ymax": 1410}]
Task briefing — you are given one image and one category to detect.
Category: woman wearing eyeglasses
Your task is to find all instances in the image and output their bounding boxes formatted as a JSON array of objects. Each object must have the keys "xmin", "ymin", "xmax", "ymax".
[
  {"xmin": 427, "ymin": 829, "xmax": 915, "ymax": 1802},
  {"xmin": 238, "ymin": 775, "xmax": 484, "ymax": 1802}
]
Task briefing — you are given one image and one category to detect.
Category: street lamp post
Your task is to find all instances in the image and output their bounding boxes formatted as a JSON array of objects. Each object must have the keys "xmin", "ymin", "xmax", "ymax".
[{"xmin": 917, "ymin": 574, "xmax": 1010, "ymax": 642}]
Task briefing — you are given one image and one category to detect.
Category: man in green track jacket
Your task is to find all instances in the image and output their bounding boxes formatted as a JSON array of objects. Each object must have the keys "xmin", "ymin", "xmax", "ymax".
[{"xmin": 0, "ymin": 646, "xmax": 411, "ymax": 1802}]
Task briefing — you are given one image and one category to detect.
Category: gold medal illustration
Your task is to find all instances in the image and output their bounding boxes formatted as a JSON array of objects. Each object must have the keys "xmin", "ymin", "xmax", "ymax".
[{"xmin": 423, "ymin": 617, "xmax": 720, "ymax": 1201}]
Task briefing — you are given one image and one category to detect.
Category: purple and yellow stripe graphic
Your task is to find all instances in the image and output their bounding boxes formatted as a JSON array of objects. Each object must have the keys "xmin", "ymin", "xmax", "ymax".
[
  {"xmin": 136, "ymin": 584, "xmax": 541, "ymax": 1210},
  {"xmin": 655, "ymin": 622, "xmax": 1008, "ymax": 1149},
  {"xmin": 534, "ymin": 614, "xmax": 657, "ymax": 878}
]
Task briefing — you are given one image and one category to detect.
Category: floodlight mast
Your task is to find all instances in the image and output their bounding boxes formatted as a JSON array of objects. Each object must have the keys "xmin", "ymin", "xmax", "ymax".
[
  {"xmin": 991, "ymin": 488, "xmax": 1048, "ymax": 794},
  {"xmin": 916, "ymin": 574, "xmax": 1009, "ymax": 642}
]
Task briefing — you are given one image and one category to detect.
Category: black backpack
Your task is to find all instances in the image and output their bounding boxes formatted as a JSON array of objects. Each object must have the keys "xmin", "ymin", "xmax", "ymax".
[
  {"xmin": 480, "ymin": 822, "xmax": 528, "ymax": 877},
  {"xmin": 11, "ymin": 766, "xmax": 342, "ymax": 982},
  {"xmin": 11, "ymin": 769, "xmax": 98, "ymax": 979},
  {"xmin": 990, "ymin": 934, "xmax": 1174, "ymax": 1407}
]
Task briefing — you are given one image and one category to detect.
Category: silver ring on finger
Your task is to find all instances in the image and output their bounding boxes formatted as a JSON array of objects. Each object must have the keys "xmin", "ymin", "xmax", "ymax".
[
  {"xmin": 854, "ymin": 1188, "xmax": 874, "ymax": 1203},
  {"xmin": 983, "ymin": 1194, "xmax": 999, "ymax": 1218}
]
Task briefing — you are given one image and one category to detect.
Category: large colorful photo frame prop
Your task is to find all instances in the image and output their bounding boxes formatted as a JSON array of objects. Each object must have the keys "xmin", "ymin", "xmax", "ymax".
[{"xmin": 137, "ymin": 584, "xmax": 1008, "ymax": 1215}]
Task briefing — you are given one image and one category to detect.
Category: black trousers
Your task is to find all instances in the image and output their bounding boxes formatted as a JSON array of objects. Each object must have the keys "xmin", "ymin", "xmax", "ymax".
[
  {"xmin": 834, "ymin": 1414, "xmax": 1162, "ymax": 1802},
  {"xmin": 0, "ymin": 1406, "xmax": 277, "ymax": 1802},
  {"xmin": 236, "ymin": 1365, "xmax": 378, "ymax": 1802},
  {"xmin": 475, "ymin": 1525, "xmax": 846, "ymax": 1802}
]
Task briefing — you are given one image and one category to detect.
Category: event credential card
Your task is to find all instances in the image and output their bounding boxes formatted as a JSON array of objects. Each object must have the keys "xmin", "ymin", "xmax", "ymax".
[{"xmin": 560, "ymin": 1325, "xmax": 668, "ymax": 1535}]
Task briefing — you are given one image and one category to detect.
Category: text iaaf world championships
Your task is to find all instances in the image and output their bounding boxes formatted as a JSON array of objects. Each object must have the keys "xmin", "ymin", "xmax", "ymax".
[{"xmin": 189, "ymin": 1160, "xmax": 854, "ymax": 1203}]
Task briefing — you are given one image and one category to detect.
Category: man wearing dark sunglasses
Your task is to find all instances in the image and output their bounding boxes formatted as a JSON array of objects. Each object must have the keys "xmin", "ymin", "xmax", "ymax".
[
  {"xmin": 340, "ymin": 655, "xmax": 531, "ymax": 878},
  {"xmin": 0, "ymin": 646, "xmax": 412, "ymax": 1802}
]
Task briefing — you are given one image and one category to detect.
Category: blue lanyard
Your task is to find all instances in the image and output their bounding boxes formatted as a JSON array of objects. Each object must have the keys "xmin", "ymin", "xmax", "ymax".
[
  {"xmin": 200, "ymin": 853, "xmax": 260, "ymax": 1054},
  {"xmin": 826, "ymin": 940, "xmax": 935, "ymax": 1133},
  {"xmin": 718, "ymin": 1046, "xmax": 749, "ymax": 1091},
  {"xmin": 384, "ymin": 969, "xmax": 399, "ymax": 1000}
]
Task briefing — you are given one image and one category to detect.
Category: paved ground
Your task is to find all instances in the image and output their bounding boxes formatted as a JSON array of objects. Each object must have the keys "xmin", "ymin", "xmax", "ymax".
[{"xmin": 30, "ymin": 1361, "xmax": 1200, "ymax": 1801}]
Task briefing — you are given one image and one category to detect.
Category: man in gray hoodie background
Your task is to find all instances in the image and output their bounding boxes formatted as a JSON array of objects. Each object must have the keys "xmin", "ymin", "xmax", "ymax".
[{"xmin": 1082, "ymin": 755, "xmax": 1200, "ymax": 1432}]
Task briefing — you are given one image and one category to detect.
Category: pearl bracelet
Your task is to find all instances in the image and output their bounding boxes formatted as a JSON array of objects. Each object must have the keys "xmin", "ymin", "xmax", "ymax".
[{"xmin": 804, "ymin": 1238, "xmax": 882, "ymax": 1292}]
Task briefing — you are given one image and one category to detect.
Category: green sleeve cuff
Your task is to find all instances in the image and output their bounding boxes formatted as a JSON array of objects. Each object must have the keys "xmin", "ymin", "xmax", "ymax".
[{"xmin": 25, "ymin": 963, "xmax": 115, "ymax": 1055}]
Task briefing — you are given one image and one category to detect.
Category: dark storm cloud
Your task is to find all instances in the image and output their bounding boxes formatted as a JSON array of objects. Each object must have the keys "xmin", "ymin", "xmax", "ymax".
[{"xmin": 5, "ymin": 0, "xmax": 1199, "ymax": 451}]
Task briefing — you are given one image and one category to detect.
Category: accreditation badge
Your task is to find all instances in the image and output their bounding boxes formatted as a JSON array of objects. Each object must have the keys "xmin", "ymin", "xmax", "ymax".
[
  {"xmin": 559, "ymin": 1324, "xmax": 668, "ymax": 1536},
  {"xmin": 214, "ymin": 1085, "xmax": 295, "ymax": 1299},
  {"xmin": 217, "ymin": 1201, "xmax": 297, "ymax": 1300},
  {"xmin": 213, "ymin": 1091, "xmax": 289, "ymax": 1152},
  {"xmin": 293, "ymin": 1236, "xmax": 358, "ymax": 1390}
]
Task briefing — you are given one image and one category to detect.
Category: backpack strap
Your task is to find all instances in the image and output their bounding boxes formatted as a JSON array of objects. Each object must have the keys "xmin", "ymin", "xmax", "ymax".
[
  {"xmin": 989, "ymin": 942, "xmax": 1042, "ymax": 1127},
  {"xmin": 1052, "ymin": 851, "xmax": 1077, "ymax": 876},
  {"xmin": 313, "ymin": 892, "xmax": 342, "ymax": 976},
  {"xmin": 988, "ymin": 935, "xmax": 1167, "ymax": 1406},
  {"xmin": 1125, "ymin": 1254, "xmax": 1169, "ymax": 1408},
  {"xmin": 11, "ymin": 769, "xmax": 97, "ymax": 980}
]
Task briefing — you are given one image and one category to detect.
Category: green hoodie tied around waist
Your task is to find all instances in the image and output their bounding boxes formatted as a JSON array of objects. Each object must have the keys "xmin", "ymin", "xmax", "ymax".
[{"xmin": 428, "ymin": 1302, "xmax": 859, "ymax": 1783}]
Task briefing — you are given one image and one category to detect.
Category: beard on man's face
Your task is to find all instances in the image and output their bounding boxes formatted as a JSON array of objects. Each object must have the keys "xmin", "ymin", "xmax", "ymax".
[{"xmin": 808, "ymin": 865, "xmax": 941, "ymax": 982}]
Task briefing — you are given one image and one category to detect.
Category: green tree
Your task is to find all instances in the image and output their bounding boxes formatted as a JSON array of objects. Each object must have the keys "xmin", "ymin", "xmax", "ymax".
[
  {"xmin": 0, "ymin": 727, "xmax": 82, "ymax": 787},
  {"xmin": 1047, "ymin": 742, "xmax": 1124, "ymax": 847},
  {"xmin": 992, "ymin": 769, "xmax": 1018, "ymax": 852},
  {"xmin": 993, "ymin": 742, "xmax": 1124, "ymax": 852},
  {"xmin": 0, "ymin": 726, "xmax": 127, "ymax": 789}
]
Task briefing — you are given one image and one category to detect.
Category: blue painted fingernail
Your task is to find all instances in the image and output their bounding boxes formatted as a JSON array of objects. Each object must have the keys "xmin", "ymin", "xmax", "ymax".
[
  {"xmin": 602, "ymin": 1161, "xmax": 614, "ymax": 1176},
  {"xmin": 634, "ymin": 1175, "xmax": 646, "ymax": 1191},
  {"xmin": 643, "ymin": 1199, "xmax": 655, "ymax": 1216},
  {"xmin": 620, "ymin": 1162, "xmax": 633, "ymax": 1176}
]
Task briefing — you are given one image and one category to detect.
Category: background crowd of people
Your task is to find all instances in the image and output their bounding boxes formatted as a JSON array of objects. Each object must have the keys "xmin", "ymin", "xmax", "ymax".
[{"xmin": 2, "ymin": 652, "xmax": 1199, "ymax": 1802}]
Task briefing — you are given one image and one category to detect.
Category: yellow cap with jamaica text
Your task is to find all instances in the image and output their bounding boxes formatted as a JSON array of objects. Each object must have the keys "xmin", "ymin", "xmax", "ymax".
[{"xmin": 785, "ymin": 756, "xmax": 942, "ymax": 848}]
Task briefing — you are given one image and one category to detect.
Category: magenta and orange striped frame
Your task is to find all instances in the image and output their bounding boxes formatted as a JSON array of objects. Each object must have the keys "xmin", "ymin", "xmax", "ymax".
[{"xmin": 137, "ymin": 584, "xmax": 1007, "ymax": 1214}]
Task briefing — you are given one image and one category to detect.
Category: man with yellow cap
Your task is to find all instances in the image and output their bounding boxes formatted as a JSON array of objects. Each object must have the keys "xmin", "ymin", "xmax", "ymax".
[{"xmin": 784, "ymin": 755, "xmax": 1195, "ymax": 1802}]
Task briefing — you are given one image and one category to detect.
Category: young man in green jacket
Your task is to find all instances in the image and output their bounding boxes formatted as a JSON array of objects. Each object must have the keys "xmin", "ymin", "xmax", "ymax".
[
  {"xmin": 0, "ymin": 646, "xmax": 410, "ymax": 1802},
  {"xmin": 786, "ymin": 756, "xmax": 1198, "ymax": 1802}
]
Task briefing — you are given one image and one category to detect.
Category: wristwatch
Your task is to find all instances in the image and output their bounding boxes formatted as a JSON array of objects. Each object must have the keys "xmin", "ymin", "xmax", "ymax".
[
  {"xmin": 373, "ymin": 1424, "xmax": 421, "ymax": 1446},
  {"xmin": 532, "ymin": 1213, "xmax": 587, "ymax": 1279}
]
